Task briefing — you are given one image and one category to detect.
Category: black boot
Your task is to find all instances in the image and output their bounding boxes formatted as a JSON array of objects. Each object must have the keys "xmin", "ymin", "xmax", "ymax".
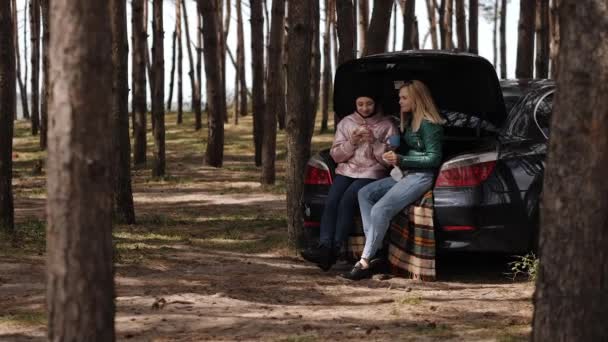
[{"xmin": 301, "ymin": 245, "xmax": 337, "ymax": 271}]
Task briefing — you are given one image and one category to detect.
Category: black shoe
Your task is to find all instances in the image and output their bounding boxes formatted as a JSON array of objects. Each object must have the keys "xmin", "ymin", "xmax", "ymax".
[
  {"xmin": 301, "ymin": 246, "xmax": 337, "ymax": 271},
  {"xmin": 340, "ymin": 262, "xmax": 372, "ymax": 281}
]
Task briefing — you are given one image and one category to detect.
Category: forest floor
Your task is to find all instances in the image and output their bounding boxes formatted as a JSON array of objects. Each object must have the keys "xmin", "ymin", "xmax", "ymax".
[{"xmin": 1, "ymin": 113, "xmax": 534, "ymax": 341}]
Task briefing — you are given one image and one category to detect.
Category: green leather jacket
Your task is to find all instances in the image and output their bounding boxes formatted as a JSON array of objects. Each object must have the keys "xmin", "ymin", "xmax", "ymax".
[{"xmin": 397, "ymin": 119, "xmax": 444, "ymax": 169}]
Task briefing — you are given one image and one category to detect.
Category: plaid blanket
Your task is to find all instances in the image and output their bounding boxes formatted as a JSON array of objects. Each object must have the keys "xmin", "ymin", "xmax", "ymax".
[{"xmin": 346, "ymin": 190, "xmax": 436, "ymax": 281}]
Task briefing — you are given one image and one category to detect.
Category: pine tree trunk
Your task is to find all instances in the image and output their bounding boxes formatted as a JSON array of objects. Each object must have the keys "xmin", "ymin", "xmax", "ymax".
[
  {"xmin": 197, "ymin": 9, "xmax": 203, "ymax": 122},
  {"xmin": 0, "ymin": 0, "xmax": 15, "ymax": 234},
  {"xmin": 13, "ymin": 0, "xmax": 30, "ymax": 121},
  {"xmin": 166, "ymin": 19, "xmax": 177, "ymax": 111},
  {"xmin": 549, "ymin": 0, "xmax": 560, "ymax": 79},
  {"xmin": 151, "ymin": 0, "xmax": 165, "ymax": 177},
  {"xmin": 47, "ymin": 1, "xmax": 115, "ymax": 340},
  {"xmin": 336, "ymin": 0, "xmax": 355, "ymax": 65},
  {"xmin": 468, "ymin": 0, "xmax": 478, "ymax": 53},
  {"xmin": 311, "ymin": 0, "xmax": 321, "ymax": 123},
  {"xmin": 234, "ymin": 66, "xmax": 239, "ymax": 124},
  {"xmin": 363, "ymin": 0, "xmax": 393, "ymax": 56},
  {"xmin": 515, "ymin": 0, "xmax": 536, "ymax": 78},
  {"xmin": 144, "ymin": 1, "xmax": 154, "ymax": 102},
  {"xmin": 425, "ymin": 0, "xmax": 438, "ymax": 49},
  {"xmin": 40, "ymin": 0, "xmax": 48, "ymax": 148},
  {"xmin": 23, "ymin": 1, "xmax": 29, "ymax": 120},
  {"xmin": 286, "ymin": 0, "xmax": 314, "ymax": 251},
  {"xmin": 182, "ymin": 0, "xmax": 202, "ymax": 130},
  {"xmin": 237, "ymin": 0, "xmax": 247, "ymax": 118},
  {"xmin": 500, "ymin": 0, "xmax": 507, "ymax": 78},
  {"xmin": 535, "ymin": 0, "xmax": 549, "ymax": 78},
  {"xmin": 263, "ymin": 0, "xmax": 270, "ymax": 85},
  {"xmin": 391, "ymin": 1, "xmax": 397, "ymax": 51},
  {"xmin": 402, "ymin": 0, "xmax": 416, "ymax": 50},
  {"xmin": 493, "ymin": 0, "xmax": 498, "ymax": 67},
  {"xmin": 438, "ymin": 0, "xmax": 446, "ymax": 49},
  {"xmin": 262, "ymin": 0, "xmax": 286, "ymax": 185},
  {"xmin": 219, "ymin": 0, "xmax": 229, "ymax": 123},
  {"xmin": 444, "ymin": 0, "xmax": 453, "ymax": 50},
  {"xmin": 455, "ymin": 0, "xmax": 466, "ymax": 51},
  {"xmin": 177, "ymin": 0, "xmax": 184, "ymax": 124},
  {"xmin": 29, "ymin": 0, "xmax": 40, "ymax": 135},
  {"xmin": 111, "ymin": 0, "xmax": 136, "ymax": 224},
  {"xmin": 320, "ymin": 0, "xmax": 332, "ymax": 133},
  {"xmin": 132, "ymin": 0, "xmax": 147, "ymax": 165},
  {"xmin": 332, "ymin": 0, "xmax": 339, "ymax": 69},
  {"xmin": 358, "ymin": 0, "xmax": 368, "ymax": 56},
  {"xmin": 279, "ymin": 1, "xmax": 288, "ymax": 130},
  {"xmin": 532, "ymin": 2, "xmax": 608, "ymax": 340},
  {"xmin": 200, "ymin": 0, "xmax": 225, "ymax": 167},
  {"xmin": 250, "ymin": 0, "xmax": 265, "ymax": 167}
]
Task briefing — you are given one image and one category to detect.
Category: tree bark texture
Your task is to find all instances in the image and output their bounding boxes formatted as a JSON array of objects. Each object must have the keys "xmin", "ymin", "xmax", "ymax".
[
  {"xmin": 535, "ymin": 0, "xmax": 550, "ymax": 78},
  {"xmin": 311, "ymin": 0, "xmax": 321, "ymax": 122},
  {"xmin": 46, "ymin": 1, "xmax": 115, "ymax": 340},
  {"xmin": 199, "ymin": 0, "xmax": 225, "ymax": 167},
  {"xmin": 151, "ymin": 0, "xmax": 165, "ymax": 177},
  {"xmin": 336, "ymin": 0, "xmax": 355, "ymax": 65},
  {"xmin": 280, "ymin": 2, "xmax": 289, "ymax": 130},
  {"xmin": 500, "ymin": 0, "xmax": 507, "ymax": 78},
  {"xmin": 30, "ymin": 0, "xmax": 40, "ymax": 135},
  {"xmin": 262, "ymin": 0, "xmax": 286, "ymax": 185},
  {"xmin": 402, "ymin": 0, "xmax": 416, "ymax": 50},
  {"xmin": 236, "ymin": 0, "xmax": 247, "ymax": 118},
  {"xmin": 286, "ymin": 0, "xmax": 314, "ymax": 250},
  {"xmin": 111, "ymin": 0, "xmax": 135, "ymax": 224},
  {"xmin": 533, "ymin": 1, "xmax": 608, "ymax": 340},
  {"xmin": 177, "ymin": 0, "xmax": 183, "ymax": 124},
  {"xmin": 549, "ymin": 0, "xmax": 560, "ymax": 79},
  {"xmin": 250, "ymin": 0, "xmax": 265, "ymax": 167},
  {"xmin": 444, "ymin": 0, "xmax": 453, "ymax": 50},
  {"xmin": 358, "ymin": 0, "xmax": 368, "ymax": 56},
  {"xmin": 197, "ymin": 8, "xmax": 203, "ymax": 121},
  {"xmin": 0, "ymin": 0, "xmax": 15, "ymax": 234},
  {"xmin": 13, "ymin": 0, "xmax": 30, "ymax": 122},
  {"xmin": 182, "ymin": 0, "xmax": 202, "ymax": 130},
  {"xmin": 39, "ymin": 0, "xmax": 49, "ymax": 149},
  {"xmin": 131, "ymin": 0, "xmax": 147, "ymax": 165},
  {"xmin": 515, "ymin": 0, "xmax": 536, "ymax": 78},
  {"xmin": 363, "ymin": 0, "xmax": 393, "ymax": 56},
  {"xmin": 493, "ymin": 0, "xmax": 498, "ymax": 67},
  {"xmin": 167, "ymin": 13, "xmax": 178, "ymax": 111},
  {"xmin": 23, "ymin": 1, "xmax": 29, "ymax": 119},
  {"xmin": 425, "ymin": 0, "xmax": 438, "ymax": 49},
  {"xmin": 455, "ymin": 0, "xmax": 466, "ymax": 51},
  {"xmin": 218, "ymin": 0, "xmax": 228, "ymax": 123},
  {"xmin": 321, "ymin": 0, "xmax": 332, "ymax": 133},
  {"xmin": 468, "ymin": 0, "xmax": 478, "ymax": 53}
]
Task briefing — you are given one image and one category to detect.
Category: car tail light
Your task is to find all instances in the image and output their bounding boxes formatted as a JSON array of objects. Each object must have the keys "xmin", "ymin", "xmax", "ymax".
[
  {"xmin": 435, "ymin": 152, "xmax": 498, "ymax": 187},
  {"xmin": 304, "ymin": 157, "xmax": 333, "ymax": 185},
  {"xmin": 443, "ymin": 225, "xmax": 476, "ymax": 231}
]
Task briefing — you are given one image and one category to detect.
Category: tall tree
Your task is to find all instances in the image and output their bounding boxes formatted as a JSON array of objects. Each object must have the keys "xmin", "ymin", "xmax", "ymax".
[
  {"xmin": 262, "ymin": 0, "xmax": 286, "ymax": 185},
  {"xmin": 492, "ymin": 0, "xmax": 498, "ymax": 67},
  {"xmin": 515, "ymin": 0, "xmax": 536, "ymax": 78},
  {"xmin": 311, "ymin": 0, "xmax": 321, "ymax": 122},
  {"xmin": 197, "ymin": 8, "xmax": 203, "ymax": 121},
  {"xmin": 218, "ymin": 0, "xmax": 229, "ymax": 123},
  {"xmin": 500, "ymin": 0, "xmax": 506, "ymax": 78},
  {"xmin": 362, "ymin": 0, "xmax": 393, "ymax": 56},
  {"xmin": 151, "ymin": 0, "xmax": 165, "ymax": 177},
  {"xmin": 425, "ymin": 0, "xmax": 438, "ymax": 49},
  {"xmin": 444, "ymin": 0, "xmax": 453, "ymax": 50},
  {"xmin": 39, "ymin": 0, "xmax": 49, "ymax": 148},
  {"xmin": 469, "ymin": 0, "xmax": 478, "ymax": 53},
  {"xmin": 132, "ymin": 0, "xmax": 147, "ymax": 165},
  {"xmin": 23, "ymin": 0, "xmax": 29, "ymax": 119},
  {"xmin": 199, "ymin": 0, "xmax": 225, "ymax": 167},
  {"xmin": 0, "ymin": 0, "xmax": 15, "ymax": 234},
  {"xmin": 358, "ymin": 0, "xmax": 369, "ymax": 55},
  {"xmin": 279, "ymin": 0, "xmax": 289, "ymax": 130},
  {"xmin": 176, "ymin": 0, "xmax": 184, "ymax": 124},
  {"xmin": 391, "ymin": 1, "xmax": 397, "ymax": 51},
  {"xmin": 29, "ymin": 0, "xmax": 40, "ymax": 135},
  {"xmin": 13, "ymin": 0, "xmax": 30, "ymax": 121},
  {"xmin": 320, "ymin": 0, "xmax": 332, "ymax": 133},
  {"xmin": 548, "ymin": 0, "xmax": 560, "ymax": 79},
  {"xmin": 111, "ymin": 0, "xmax": 136, "ymax": 224},
  {"xmin": 47, "ymin": 1, "xmax": 115, "ymax": 339},
  {"xmin": 402, "ymin": 0, "xmax": 416, "ymax": 50},
  {"xmin": 166, "ymin": 5, "xmax": 178, "ymax": 111},
  {"xmin": 236, "ymin": 0, "xmax": 247, "ymax": 118},
  {"xmin": 181, "ymin": 0, "xmax": 202, "ymax": 130},
  {"xmin": 250, "ymin": 0, "xmax": 265, "ymax": 166},
  {"xmin": 535, "ymin": 0, "xmax": 550, "ymax": 78},
  {"xmin": 532, "ymin": 1, "xmax": 608, "ymax": 340},
  {"xmin": 286, "ymin": 0, "xmax": 314, "ymax": 250},
  {"xmin": 455, "ymin": 0, "xmax": 466, "ymax": 51},
  {"xmin": 336, "ymin": 0, "xmax": 355, "ymax": 65},
  {"xmin": 438, "ymin": 0, "xmax": 446, "ymax": 49}
]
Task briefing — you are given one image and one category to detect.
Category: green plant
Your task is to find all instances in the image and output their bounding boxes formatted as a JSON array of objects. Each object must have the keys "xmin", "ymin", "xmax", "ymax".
[{"xmin": 508, "ymin": 253, "xmax": 539, "ymax": 281}]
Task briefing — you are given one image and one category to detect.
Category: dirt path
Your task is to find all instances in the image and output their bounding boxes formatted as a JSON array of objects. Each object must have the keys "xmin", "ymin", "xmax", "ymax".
[{"xmin": 1, "ymin": 115, "xmax": 534, "ymax": 341}]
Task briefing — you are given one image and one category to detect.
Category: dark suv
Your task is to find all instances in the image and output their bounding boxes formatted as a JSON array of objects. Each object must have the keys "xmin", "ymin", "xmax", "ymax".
[{"xmin": 301, "ymin": 50, "xmax": 554, "ymax": 254}]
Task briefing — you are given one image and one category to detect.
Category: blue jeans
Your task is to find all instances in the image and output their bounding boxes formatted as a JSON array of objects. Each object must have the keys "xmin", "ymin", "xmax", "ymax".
[
  {"xmin": 319, "ymin": 175, "xmax": 375, "ymax": 249},
  {"xmin": 357, "ymin": 172, "xmax": 435, "ymax": 259}
]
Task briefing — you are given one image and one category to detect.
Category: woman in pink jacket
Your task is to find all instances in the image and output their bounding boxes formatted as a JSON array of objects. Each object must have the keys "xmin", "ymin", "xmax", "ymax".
[{"xmin": 301, "ymin": 88, "xmax": 399, "ymax": 271}]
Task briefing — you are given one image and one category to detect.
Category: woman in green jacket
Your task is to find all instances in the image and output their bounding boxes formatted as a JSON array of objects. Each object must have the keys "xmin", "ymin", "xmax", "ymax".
[{"xmin": 342, "ymin": 80, "xmax": 445, "ymax": 280}]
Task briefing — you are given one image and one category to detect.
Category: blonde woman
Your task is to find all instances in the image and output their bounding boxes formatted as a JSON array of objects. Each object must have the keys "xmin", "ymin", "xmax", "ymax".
[{"xmin": 342, "ymin": 80, "xmax": 445, "ymax": 280}]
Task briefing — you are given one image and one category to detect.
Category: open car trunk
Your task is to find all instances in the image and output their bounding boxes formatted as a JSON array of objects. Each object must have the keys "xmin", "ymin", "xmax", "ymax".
[{"xmin": 333, "ymin": 50, "xmax": 507, "ymax": 160}]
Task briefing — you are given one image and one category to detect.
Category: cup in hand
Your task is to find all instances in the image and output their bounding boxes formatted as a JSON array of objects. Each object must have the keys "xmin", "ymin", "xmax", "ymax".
[{"xmin": 386, "ymin": 135, "xmax": 401, "ymax": 151}]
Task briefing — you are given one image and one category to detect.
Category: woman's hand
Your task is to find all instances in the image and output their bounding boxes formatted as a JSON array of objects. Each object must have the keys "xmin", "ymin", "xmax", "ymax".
[
  {"xmin": 351, "ymin": 126, "xmax": 373, "ymax": 145},
  {"xmin": 382, "ymin": 151, "xmax": 399, "ymax": 166}
]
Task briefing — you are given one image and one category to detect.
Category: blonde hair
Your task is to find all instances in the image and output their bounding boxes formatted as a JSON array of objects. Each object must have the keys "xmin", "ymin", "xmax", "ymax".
[{"xmin": 399, "ymin": 80, "xmax": 445, "ymax": 132}]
